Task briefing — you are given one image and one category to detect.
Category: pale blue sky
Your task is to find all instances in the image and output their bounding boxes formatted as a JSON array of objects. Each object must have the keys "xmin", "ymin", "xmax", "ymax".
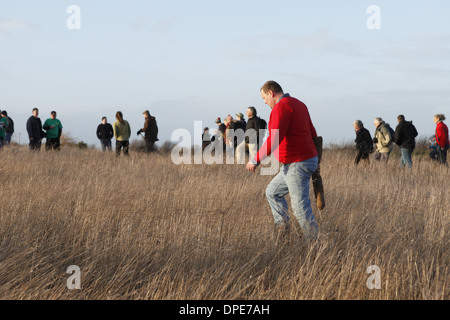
[{"xmin": 1, "ymin": 0, "xmax": 449, "ymax": 147}]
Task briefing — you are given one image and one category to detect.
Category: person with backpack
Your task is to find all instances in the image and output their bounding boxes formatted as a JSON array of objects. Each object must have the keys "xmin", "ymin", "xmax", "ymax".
[
  {"xmin": 372, "ymin": 117, "xmax": 394, "ymax": 162},
  {"xmin": 354, "ymin": 120, "xmax": 373, "ymax": 165},
  {"xmin": 0, "ymin": 110, "xmax": 8, "ymax": 148},
  {"xmin": 394, "ymin": 115, "xmax": 418, "ymax": 168},
  {"xmin": 434, "ymin": 114, "xmax": 449, "ymax": 166},
  {"xmin": 1, "ymin": 111, "xmax": 14, "ymax": 146}
]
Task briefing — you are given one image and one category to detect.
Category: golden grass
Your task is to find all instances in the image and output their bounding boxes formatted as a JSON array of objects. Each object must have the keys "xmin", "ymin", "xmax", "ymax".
[{"xmin": 0, "ymin": 145, "xmax": 448, "ymax": 300}]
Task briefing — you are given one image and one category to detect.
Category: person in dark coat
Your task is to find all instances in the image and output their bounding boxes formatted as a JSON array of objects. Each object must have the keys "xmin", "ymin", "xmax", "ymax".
[
  {"xmin": 137, "ymin": 110, "xmax": 159, "ymax": 153},
  {"xmin": 26, "ymin": 108, "xmax": 44, "ymax": 151},
  {"xmin": 353, "ymin": 120, "xmax": 373, "ymax": 165},
  {"xmin": 394, "ymin": 115, "xmax": 418, "ymax": 168},
  {"xmin": 97, "ymin": 116, "xmax": 114, "ymax": 151}
]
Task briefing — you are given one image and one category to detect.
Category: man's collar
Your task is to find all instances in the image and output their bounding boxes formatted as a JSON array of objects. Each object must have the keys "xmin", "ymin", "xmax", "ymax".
[{"xmin": 276, "ymin": 93, "xmax": 290, "ymax": 104}]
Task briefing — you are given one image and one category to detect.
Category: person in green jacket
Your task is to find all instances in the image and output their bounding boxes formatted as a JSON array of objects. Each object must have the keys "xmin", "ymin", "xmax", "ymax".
[
  {"xmin": 43, "ymin": 111, "xmax": 63, "ymax": 151},
  {"xmin": 0, "ymin": 109, "xmax": 9, "ymax": 148},
  {"xmin": 113, "ymin": 111, "xmax": 131, "ymax": 157}
]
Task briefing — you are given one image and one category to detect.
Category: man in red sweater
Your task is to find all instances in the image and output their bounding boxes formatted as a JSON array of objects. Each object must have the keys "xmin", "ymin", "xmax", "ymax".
[
  {"xmin": 434, "ymin": 114, "xmax": 449, "ymax": 165},
  {"xmin": 246, "ymin": 81, "xmax": 319, "ymax": 241}
]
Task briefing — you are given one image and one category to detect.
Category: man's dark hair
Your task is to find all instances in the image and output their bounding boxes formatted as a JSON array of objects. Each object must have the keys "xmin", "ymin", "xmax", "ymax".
[
  {"xmin": 248, "ymin": 106, "xmax": 257, "ymax": 117},
  {"xmin": 32, "ymin": 108, "xmax": 39, "ymax": 112},
  {"xmin": 261, "ymin": 81, "xmax": 284, "ymax": 95},
  {"xmin": 398, "ymin": 115, "xmax": 405, "ymax": 122},
  {"xmin": 102, "ymin": 116, "xmax": 107, "ymax": 121}
]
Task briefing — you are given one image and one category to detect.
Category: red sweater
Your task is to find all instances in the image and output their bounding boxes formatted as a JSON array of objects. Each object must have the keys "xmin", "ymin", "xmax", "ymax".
[
  {"xmin": 436, "ymin": 121, "xmax": 449, "ymax": 148},
  {"xmin": 254, "ymin": 94, "xmax": 318, "ymax": 165}
]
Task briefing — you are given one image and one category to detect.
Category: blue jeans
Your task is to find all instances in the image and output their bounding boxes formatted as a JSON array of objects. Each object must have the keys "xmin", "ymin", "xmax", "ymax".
[
  {"xmin": 100, "ymin": 139, "xmax": 112, "ymax": 151},
  {"xmin": 265, "ymin": 157, "xmax": 319, "ymax": 240},
  {"xmin": 400, "ymin": 148, "xmax": 413, "ymax": 168}
]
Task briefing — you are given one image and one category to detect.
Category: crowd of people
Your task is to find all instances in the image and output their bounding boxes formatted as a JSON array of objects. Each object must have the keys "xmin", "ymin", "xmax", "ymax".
[
  {"xmin": 353, "ymin": 114, "xmax": 448, "ymax": 167},
  {"xmin": 0, "ymin": 108, "xmax": 159, "ymax": 158}
]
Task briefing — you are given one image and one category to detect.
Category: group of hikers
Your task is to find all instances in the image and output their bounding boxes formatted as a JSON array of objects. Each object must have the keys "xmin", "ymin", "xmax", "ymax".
[
  {"xmin": 353, "ymin": 114, "xmax": 449, "ymax": 167},
  {"xmin": 1, "ymin": 80, "xmax": 448, "ymax": 245},
  {"xmin": 201, "ymin": 107, "xmax": 268, "ymax": 162},
  {"xmin": 96, "ymin": 110, "xmax": 159, "ymax": 157},
  {"xmin": 0, "ymin": 108, "xmax": 159, "ymax": 157}
]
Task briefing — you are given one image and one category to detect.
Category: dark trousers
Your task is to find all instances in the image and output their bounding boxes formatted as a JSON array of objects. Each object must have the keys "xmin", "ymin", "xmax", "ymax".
[
  {"xmin": 116, "ymin": 140, "xmax": 129, "ymax": 157},
  {"xmin": 355, "ymin": 150, "xmax": 370, "ymax": 165},
  {"xmin": 29, "ymin": 139, "xmax": 42, "ymax": 151},
  {"xmin": 100, "ymin": 139, "xmax": 112, "ymax": 151},
  {"xmin": 46, "ymin": 137, "xmax": 61, "ymax": 151},
  {"xmin": 144, "ymin": 140, "xmax": 156, "ymax": 153},
  {"xmin": 437, "ymin": 146, "xmax": 449, "ymax": 165}
]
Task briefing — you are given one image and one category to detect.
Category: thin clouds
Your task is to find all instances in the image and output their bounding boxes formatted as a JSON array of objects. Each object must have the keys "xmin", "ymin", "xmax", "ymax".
[{"xmin": 0, "ymin": 17, "xmax": 35, "ymax": 37}]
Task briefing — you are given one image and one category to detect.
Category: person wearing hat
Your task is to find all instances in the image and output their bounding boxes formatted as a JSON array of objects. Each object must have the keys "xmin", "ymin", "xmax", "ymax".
[
  {"xmin": 137, "ymin": 110, "xmax": 158, "ymax": 153},
  {"xmin": 43, "ymin": 111, "xmax": 63, "ymax": 151},
  {"xmin": 1, "ymin": 111, "xmax": 14, "ymax": 146},
  {"xmin": 215, "ymin": 117, "xmax": 226, "ymax": 149}
]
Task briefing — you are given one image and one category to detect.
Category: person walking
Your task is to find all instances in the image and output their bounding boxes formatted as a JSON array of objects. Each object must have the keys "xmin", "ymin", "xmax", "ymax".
[
  {"xmin": 394, "ymin": 115, "xmax": 418, "ymax": 168},
  {"xmin": 26, "ymin": 108, "xmax": 44, "ymax": 151},
  {"xmin": 0, "ymin": 110, "xmax": 8, "ymax": 148},
  {"xmin": 246, "ymin": 81, "xmax": 320, "ymax": 242},
  {"xmin": 113, "ymin": 111, "xmax": 131, "ymax": 157},
  {"xmin": 1, "ymin": 111, "xmax": 14, "ymax": 146},
  {"xmin": 96, "ymin": 117, "xmax": 114, "ymax": 151},
  {"xmin": 372, "ymin": 117, "xmax": 394, "ymax": 162},
  {"xmin": 434, "ymin": 114, "xmax": 449, "ymax": 166},
  {"xmin": 354, "ymin": 120, "xmax": 373, "ymax": 165},
  {"xmin": 43, "ymin": 111, "xmax": 63, "ymax": 151},
  {"xmin": 137, "ymin": 110, "xmax": 159, "ymax": 153}
]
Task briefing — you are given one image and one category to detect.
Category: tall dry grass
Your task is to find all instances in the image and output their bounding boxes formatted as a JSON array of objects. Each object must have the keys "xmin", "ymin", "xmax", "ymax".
[{"xmin": 0, "ymin": 145, "xmax": 448, "ymax": 300}]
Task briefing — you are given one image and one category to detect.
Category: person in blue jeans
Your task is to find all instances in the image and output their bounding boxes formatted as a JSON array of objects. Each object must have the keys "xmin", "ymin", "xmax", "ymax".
[
  {"xmin": 246, "ymin": 81, "xmax": 320, "ymax": 242},
  {"xmin": 394, "ymin": 115, "xmax": 418, "ymax": 168}
]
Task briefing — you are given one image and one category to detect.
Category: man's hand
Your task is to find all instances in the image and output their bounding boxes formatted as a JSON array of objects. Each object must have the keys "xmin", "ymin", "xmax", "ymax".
[
  {"xmin": 246, "ymin": 162, "xmax": 257, "ymax": 173},
  {"xmin": 137, "ymin": 130, "xmax": 142, "ymax": 136}
]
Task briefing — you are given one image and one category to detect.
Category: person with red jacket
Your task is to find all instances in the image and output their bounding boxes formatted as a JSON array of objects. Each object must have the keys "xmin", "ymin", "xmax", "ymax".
[
  {"xmin": 246, "ymin": 81, "xmax": 319, "ymax": 242},
  {"xmin": 434, "ymin": 114, "xmax": 449, "ymax": 165}
]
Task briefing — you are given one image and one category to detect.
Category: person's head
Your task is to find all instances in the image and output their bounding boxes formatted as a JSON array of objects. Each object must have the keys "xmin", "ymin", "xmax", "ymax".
[
  {"xmin": 102, "ymin": 116, "xmax": 107, "ymax": 124},
  {"xmin": 398, "ymin": 115, "xmax": 405, "ymax": 123},
  {"xmin": 116, "ymin": 111, "xmax": 124, "ymax": 123},
  {"xmin": 236, "ymin": 112, "xmax": 244, "ymax": 121},
  {"xmin": 225, "ymin": 114, "xmax": 233, "ymax": 124},
  {"xmin": 353, "ymin": 120, "xmax": 364, "ymax": 131},
  {"xmin": 203, "ymin": 127, "xmax": 209, "ymax": 133},
  {"xmin": 260, "ymin": 81, "xmax": 284, "ymax": 109},
  {"xmin": 32, "ymin": 108, "xmax": 39, "ymax": 117},
  {"xmin": 143, "ymin": 110, "xmax": 150, "ymax": 119},
  {"xmin": 50, "ymin": 111, "xmax": 57, "ymax": 119},
  {"xmin": 215, "ymin": 117, "xmax": 221, "ymax": 125},
  {"xmin": 434, "ymin": 114, "xmax": 446, "ymax": 124},
  {"xmin": 1, "ymin": 110, "xmax": 7, "ymax": 117},
  {"xmin": 247, "ymin": 106, "xmax": 257, "ymax": 119},
  {"xmin": 374, "ymin": 117, "xmax": 383, "ymax": 127}
]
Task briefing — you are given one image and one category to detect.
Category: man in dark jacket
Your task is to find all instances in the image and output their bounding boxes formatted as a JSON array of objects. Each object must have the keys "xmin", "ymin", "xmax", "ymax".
[
  {"xmin": 26, "ymin": 108, "xmax": 44, "ymax": 151},
  {"xmin": 97, "ymin": 116, "xmax": 114, "ymax": 151},
  {"xmin": 354, "ymin": 120, "xmax": 373, "ymax": 165},
  {"xmin": 394, "ymin": 115, "xmax": 418, "ymax": 168},
  {"xmin": 137, "ymin": 110, "xmax": 158, "ymax": 153}
]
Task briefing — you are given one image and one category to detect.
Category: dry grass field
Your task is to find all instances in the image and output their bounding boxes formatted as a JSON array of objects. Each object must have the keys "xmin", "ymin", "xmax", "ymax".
[{"xmin": 0, "ymin": 144, "xmax": 448, "ymax": 300}]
